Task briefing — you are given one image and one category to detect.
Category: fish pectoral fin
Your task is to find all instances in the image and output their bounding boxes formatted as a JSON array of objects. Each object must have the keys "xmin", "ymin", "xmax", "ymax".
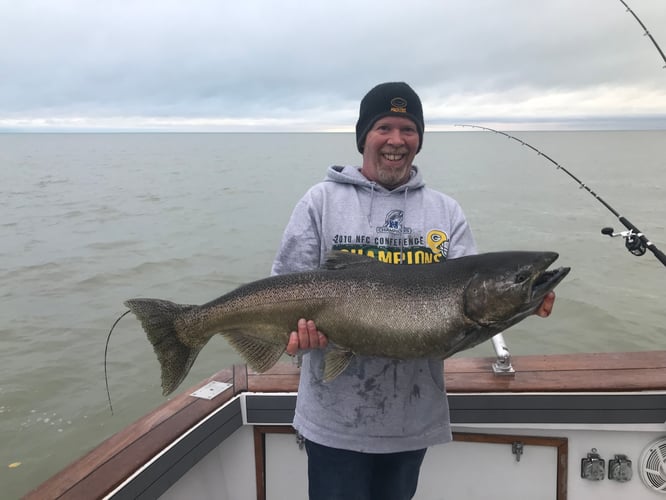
[
  {"xmin": 223, "ymin": 331, "xmax": 285, "ymax": 373},
  {"xmin": 323, "ymin": 347, "xmax": 355, "ymax": 382}
]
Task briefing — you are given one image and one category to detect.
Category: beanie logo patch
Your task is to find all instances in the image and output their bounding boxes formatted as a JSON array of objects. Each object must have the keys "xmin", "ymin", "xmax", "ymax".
[{"xmin": 390, "ymin": 97, "xmax": 408, "ymax": 113}]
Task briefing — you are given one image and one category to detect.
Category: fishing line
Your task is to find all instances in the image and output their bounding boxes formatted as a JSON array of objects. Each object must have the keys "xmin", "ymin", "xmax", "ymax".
[
  {"xmin": 104, "ymin": 309, "xmax": 132, "ymax": 415},
  {"xmin": 618, "ymin": 0, "xmax": 666, "ymax": 68},
  {"xmin": 455, "ymin": 124, "xmax": 666, "ymax": 268}
]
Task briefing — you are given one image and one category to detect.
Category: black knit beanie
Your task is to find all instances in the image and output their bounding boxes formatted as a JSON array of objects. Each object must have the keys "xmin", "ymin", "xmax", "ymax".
[{"xmin": 355, "ymin": 82, "xmax": 424, "ymax": 154}]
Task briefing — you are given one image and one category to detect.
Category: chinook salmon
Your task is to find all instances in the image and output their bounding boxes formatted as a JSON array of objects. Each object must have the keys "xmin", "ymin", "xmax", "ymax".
[{"xmin": 124, "ymin": 251, "xmax": 569, "ymax": 395}]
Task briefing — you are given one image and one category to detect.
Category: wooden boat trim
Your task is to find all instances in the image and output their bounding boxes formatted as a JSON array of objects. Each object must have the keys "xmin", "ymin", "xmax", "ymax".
[
  {"xmin": 444, "ymin": 351, "xmax": 666, "ymax": 393},
  {"xmin": 23, "ymin": 351, "xmax": 666, "ymax": 499}
]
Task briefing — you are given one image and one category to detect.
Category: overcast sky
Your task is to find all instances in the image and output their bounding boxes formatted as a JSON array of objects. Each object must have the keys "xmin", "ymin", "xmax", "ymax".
[{"xmin": 1, "ymin": 0, "xmax": 665, "ymax": 132}]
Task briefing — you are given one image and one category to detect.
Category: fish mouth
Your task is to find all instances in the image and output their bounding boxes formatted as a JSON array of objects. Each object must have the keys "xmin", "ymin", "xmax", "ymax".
[
  {"xmin": 500, "ymin": 264, "xmax": 570, "ymax": 325},
  {"xmin": 531, "ymin": 266, "xmax": 571, "ymax": 303}
]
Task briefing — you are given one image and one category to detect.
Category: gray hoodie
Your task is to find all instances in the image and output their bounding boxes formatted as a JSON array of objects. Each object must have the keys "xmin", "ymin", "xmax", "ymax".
[{"xmin": 271, "ymin": 165, "xmax": 477, "ymax": 453}]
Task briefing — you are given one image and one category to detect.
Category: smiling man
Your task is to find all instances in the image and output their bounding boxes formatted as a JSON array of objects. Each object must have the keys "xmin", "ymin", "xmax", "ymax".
[
  {"xmin": 355, "ymin": 83, "xmax": 423, "ymax": 189},
  {"xmin": 271, "ymin": 82, "xmax": 556, "ymax": 500}
]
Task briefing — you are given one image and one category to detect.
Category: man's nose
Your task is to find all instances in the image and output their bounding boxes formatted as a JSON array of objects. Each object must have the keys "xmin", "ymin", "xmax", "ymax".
[{"xmin": 386, "ymin": 129, "xmax": 405, "ymax": 145}]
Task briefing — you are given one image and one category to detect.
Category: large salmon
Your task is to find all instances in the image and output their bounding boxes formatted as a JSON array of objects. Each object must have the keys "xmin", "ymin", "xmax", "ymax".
[{"xmin": 125, "ymin": 251, "xmax": 570, "ymax": 395}]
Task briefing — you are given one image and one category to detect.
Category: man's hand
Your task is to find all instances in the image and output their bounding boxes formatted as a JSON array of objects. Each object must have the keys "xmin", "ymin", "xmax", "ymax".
[
  {"xmin": 286, "ymin": 318, "xmax": 328, "ymax": 355},
  {"xmin": 535, "ymin": 291, "xmax": 556, "ymax": 318}
]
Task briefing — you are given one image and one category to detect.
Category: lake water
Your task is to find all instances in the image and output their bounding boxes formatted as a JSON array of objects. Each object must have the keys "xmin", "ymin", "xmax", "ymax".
[{"xmin": 1, "ymin": 131, "xmax": 665, "ymax": 498}]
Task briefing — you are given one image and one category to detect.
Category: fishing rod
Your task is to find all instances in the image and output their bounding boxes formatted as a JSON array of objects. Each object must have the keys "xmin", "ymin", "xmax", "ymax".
[
  {"xmin": 455, "ymin": 124, "xmax": 666, "ymax": 268},
  {"xmin": 618, "ymin": 0, "xmax": 666, "ymax": 68}
]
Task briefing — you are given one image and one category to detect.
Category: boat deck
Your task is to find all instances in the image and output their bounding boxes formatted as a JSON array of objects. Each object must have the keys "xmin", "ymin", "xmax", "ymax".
[{"xmin": 24, "ymin": 350, "xmax": 666, "ymax": 500}]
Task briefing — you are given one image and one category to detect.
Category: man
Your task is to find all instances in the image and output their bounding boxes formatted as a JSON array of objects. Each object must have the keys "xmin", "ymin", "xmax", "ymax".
[{"xmin": 271, "ymin": 82, "xmax": 555, "ymax": 500}]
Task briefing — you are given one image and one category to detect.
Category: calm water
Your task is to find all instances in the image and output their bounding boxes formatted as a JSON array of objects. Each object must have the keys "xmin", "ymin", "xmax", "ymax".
[{"xmin": 1, "ymin": 131, "xmax": 665, "ymax": 498}]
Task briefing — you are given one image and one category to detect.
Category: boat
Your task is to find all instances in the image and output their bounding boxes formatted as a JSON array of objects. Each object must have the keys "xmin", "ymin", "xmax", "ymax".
[{"xmin": 24, "ymin": 344, "xmax": 666, "ymax": 500}]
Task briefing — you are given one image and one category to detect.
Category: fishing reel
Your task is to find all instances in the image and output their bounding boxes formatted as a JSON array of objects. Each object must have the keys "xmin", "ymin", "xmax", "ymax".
[{"xmin": 601, "ymin": 227, "xmax": 647, "ymax": 256}]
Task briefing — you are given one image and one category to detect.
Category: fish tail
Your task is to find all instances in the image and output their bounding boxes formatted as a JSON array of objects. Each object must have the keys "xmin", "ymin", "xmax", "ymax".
[{"xmin": 124, "ymin": 298, "xmax": 202, "ymax": 396}]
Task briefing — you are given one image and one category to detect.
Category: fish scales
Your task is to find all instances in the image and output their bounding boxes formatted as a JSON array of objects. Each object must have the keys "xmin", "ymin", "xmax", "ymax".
[{"xmin": 185, "ymin": 268, "xmax": 465, "ymax": 356}]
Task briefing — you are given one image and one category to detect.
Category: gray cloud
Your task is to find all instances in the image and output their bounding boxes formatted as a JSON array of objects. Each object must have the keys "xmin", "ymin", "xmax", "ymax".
[{"xmin": 1, "ymin": 0, "xmax": 664, "ymax": 130}]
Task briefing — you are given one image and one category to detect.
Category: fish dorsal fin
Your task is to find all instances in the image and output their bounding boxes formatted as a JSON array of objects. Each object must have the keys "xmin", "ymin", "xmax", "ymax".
[
  {"xmin": 223, "ymin": 331, "xmax": 285, "ymax": 373},
  {"xmin": 322, "ymin": 251, "xmax": 379, "ymax": 270},
  {"xmin": 323, "ymin": 346, "xmax": 355, "ymax": 381}
]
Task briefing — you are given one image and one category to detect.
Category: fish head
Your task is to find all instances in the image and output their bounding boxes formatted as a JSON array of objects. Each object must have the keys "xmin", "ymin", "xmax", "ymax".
[{"xmin": 463, "ymin": 251, "xmax": 570, "ymax": 327}]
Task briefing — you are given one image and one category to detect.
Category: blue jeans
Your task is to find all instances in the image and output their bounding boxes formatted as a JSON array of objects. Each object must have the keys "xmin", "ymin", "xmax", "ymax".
[{"xmin": 305, "ymin": 439, "xmax": 427, "ymax": 500}]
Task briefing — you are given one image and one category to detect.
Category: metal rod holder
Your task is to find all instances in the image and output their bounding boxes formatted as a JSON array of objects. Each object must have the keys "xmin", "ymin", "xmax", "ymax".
[{"xmin": 491, "ymin": 333, "xmax": 515, "ymax": 375}]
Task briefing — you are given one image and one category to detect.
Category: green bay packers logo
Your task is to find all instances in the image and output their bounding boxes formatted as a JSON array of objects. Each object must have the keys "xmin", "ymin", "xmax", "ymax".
[{"xmin": 427, "ymin": 229, "xmax": 449, "ymax": 259}]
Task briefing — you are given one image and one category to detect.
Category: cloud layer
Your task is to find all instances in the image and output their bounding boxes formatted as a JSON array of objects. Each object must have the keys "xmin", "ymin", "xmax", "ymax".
[{"xmin": 1, "ymin": 0, "xmax": 665, "ymax": 131}]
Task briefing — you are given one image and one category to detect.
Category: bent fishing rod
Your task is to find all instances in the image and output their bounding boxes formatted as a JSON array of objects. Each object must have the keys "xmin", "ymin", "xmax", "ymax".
[
  {"xmin": 618, "ymin": 0, "xmax": 666, "ymax": 68},
  {"xmin": 455, "ymin": 124, "xmax": 666, "ymax": 268}
]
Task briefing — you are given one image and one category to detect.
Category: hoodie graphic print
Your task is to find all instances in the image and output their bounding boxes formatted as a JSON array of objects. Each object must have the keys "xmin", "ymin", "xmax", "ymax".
[{"xmin": 271, "ymin": 165, "xmax": 477, "ymax": 453}]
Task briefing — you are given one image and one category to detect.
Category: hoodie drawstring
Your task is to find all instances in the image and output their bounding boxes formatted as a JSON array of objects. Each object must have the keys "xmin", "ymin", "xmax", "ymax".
[
  {"xmin": 400, "ymin": 187, "xmax": 408, "ymax": 263},
  {"xmin": 367, "ymin": 183, "xmax": 376, "ymax": 225}
]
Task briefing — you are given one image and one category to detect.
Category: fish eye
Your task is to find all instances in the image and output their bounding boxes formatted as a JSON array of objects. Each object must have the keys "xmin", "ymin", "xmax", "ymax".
[{"xmin": 515, "ymin": 272, "xmax": 530, "ymax": 284}]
